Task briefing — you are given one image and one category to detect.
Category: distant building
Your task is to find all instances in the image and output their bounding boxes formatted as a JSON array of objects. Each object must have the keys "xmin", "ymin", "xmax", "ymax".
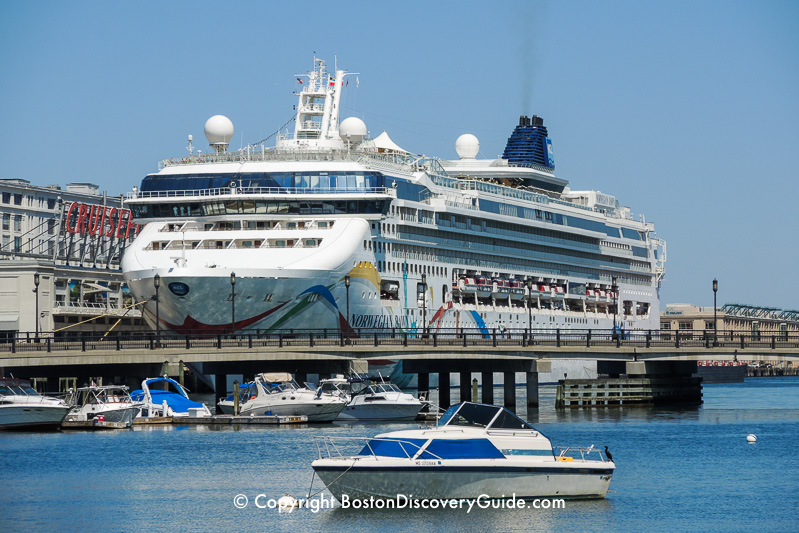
[
  {"xmin": 0, "ymin": 178, "xmax": 147, "ymax": 339},
  {"xmin": 661, "ymin": 303, "xmax": 799, "ymax": 340}
]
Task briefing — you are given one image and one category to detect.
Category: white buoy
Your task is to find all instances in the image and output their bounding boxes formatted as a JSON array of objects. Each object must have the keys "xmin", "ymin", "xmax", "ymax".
[
  {"xmin": 278, "ymin": 493, "xmax": 299, "ymax": 512},
  {"xmin": 746, "ymin": 434, "xmax": 757, "ymax": 443}
]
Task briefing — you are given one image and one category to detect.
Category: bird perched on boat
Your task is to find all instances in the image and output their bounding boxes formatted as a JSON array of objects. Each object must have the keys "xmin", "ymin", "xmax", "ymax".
[{"xmin": 604, "ymin": 446, "xmax": 613, "ymax": 462}]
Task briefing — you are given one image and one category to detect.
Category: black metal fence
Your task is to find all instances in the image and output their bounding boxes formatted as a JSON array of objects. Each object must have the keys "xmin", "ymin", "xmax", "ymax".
[{"xmin": 5, "ymin": 328, "xmax": 799, "ymax": 354}]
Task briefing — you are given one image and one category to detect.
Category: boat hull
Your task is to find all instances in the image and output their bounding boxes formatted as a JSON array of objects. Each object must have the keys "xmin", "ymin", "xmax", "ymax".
[
  {"xmin": 241, "ymin": 401, "xmax": 344, "ymax": 422},
  {"xmin": 0, "ymin": 405, "xmax": 71, "ymax": 430},
  {"xmin": 65, "ymin": 405, "xmax": 141, "ymax": 427},
  {"xmin": 338, "ymin": 402, "xmax": 423, "ymax": 421},
  {"xmin": 312, "ymin": 459, "xmax": 613, "ymax": 500}
]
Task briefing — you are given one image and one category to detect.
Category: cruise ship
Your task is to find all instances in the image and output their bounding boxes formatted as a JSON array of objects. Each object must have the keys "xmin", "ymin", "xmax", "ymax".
[{"xmin": 122, "ymin": 58, "xmax": 665, "ymax": 378}]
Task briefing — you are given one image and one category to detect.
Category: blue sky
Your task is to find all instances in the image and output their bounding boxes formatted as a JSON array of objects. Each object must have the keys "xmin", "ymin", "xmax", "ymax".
[{"xmin": 1, "ymin": 1, "xmax": 797, "ymax": 310}]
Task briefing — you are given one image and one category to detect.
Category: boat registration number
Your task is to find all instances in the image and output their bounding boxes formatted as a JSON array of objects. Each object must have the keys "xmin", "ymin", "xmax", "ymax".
[{"xmin": 415, "ymin": 460, "xmax": 440, "ymax": 466}]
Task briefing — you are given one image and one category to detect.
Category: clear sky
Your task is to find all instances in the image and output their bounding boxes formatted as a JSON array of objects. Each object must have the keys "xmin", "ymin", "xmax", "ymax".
[{"xmin": 1, "ymin": 1, "xmax": 797, "ymax": 310}]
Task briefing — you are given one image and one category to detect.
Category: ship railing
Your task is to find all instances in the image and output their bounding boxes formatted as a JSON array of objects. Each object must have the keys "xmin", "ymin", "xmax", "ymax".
[
  {"xmin": 552, "ymin": 446, "xmax": 610, "ymax": 463},
  {"xmin": 313, "ymin": 436, "xmax": 440, "ymax": 461},
  {"xmin": 127, "ymin": 186, "xmax": 393, "ymax": 200}
]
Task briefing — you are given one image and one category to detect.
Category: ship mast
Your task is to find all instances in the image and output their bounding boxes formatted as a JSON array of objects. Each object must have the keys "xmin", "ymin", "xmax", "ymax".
[{"xmin": 282, "ymin": 57, "xmax": 355, "ymax": 149}]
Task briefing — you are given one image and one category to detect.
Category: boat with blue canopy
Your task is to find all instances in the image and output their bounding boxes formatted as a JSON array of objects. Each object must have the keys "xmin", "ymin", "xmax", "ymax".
[
  {"xmin": 311, "ymin": 402, "xmax": 614, "ymax": 501},
  {"xmin": 130, "ymin": 377, "xmax": 211, "ymax": 418}
]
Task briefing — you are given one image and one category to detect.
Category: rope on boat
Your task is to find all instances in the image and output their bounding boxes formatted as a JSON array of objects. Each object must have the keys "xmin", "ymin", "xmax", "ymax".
[{"xmin": 304, "ymin": 460, "xmax": 358, "ymax": 501}]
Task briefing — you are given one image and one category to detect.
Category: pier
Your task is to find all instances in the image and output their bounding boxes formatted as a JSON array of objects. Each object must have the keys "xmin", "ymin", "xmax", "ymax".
[{"xmin": 2, "ymin": 328, "xmax": 797, "ymax": 411}]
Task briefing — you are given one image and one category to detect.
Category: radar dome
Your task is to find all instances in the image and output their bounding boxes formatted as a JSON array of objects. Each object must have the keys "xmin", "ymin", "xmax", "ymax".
[
  {"xmin": 455, "ymin": 134, "xmax": 480, "ymax": 159},
  {"xmin": 204, "ymin": 115, "xmax": 234, "ymax": 152},
  {"xmin": 339, "ymin": 117, "xmax": 367, "ymax": 143}
]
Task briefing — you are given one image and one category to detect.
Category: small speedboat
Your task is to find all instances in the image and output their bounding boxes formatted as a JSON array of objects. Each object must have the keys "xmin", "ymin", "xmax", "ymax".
[
  {"xmin": 64, "ymin": 385, "xmax": 142, "ymax": 428},
  {"xmin": 239, "ymin": 373, "xmax": 345, "ymax": 422},
  {"xmin": 130, "ymin": 377, "xmax": 211, "ymax": 418},
  {"xmin": 216, "ymin": 383, "xmax": 251, "ymax": 415},
  {"xmin": 0, "ymin": 378, "xmax": 71, "ymax": 430},
  {"xmin": 319, "ymin": 375, "xmax": 425, "ymax": 421},
  {"xmin": 312, "ymin": 401, "xmax": 615, "ymax": 501}
]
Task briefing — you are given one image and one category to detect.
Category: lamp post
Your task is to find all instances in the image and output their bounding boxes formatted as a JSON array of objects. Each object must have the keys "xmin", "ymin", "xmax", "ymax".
[
  {"xmin": 421, "ymin": 273, "xmax": 427, "ymax": 335},
  {"xmin": 33, "ymin": 273, "xmax": 40, "ymax": 339},
  {"xmin": 611, "ymin": 276, "xmax": 618, "ymax": 337},
  {"xmin": 712, "ymin": 278, "xmax": 718, "ymax": 347},
  {"xmin": 153, "ymin": 274, "xmax": 160, "ymax": 342},
  {"xmin": 526, "ymin": 278, "xmax": 533, "ymax": 332},
  {"xmin": 344, "ymin": 274, "xmax": 351, "ymax": 325},
  {"xmin": 230, "ymin": 272, "xmax": 236, "ymax": 335}
]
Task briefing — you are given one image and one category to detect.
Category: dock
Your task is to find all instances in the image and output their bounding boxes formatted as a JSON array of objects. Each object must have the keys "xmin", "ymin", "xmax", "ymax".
[
  {"xmin": 175, "ymin": 414, "xmax": 308, "ymax": 425},
  {"xmin": 62, "ymin": 419, "xmax": 133, "ymax": 430}
]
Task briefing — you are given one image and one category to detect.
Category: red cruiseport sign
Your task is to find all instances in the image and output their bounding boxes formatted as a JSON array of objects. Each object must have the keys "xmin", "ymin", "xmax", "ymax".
[{"xmin": 64, "ymin": 202, "xmax": 141, "ymax": 239}]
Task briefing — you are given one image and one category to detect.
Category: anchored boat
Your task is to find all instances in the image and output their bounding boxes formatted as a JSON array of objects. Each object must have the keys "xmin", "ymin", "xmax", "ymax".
[
  {"xmin": 0, "ymin": 378, "xmax": 71, "ymax": 430},
  {"xmin": 311, "ymin": 401, "xmax": 614, "ymax": 500}
]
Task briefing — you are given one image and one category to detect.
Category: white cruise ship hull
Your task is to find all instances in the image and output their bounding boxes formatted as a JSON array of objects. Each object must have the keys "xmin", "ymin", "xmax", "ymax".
[{"xmin": 312, "ymin": 457, "xmax": 613, "ymax": 500}]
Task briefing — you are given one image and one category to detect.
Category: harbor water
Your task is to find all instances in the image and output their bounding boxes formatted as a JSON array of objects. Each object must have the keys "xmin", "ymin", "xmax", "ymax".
[{"xmin": 1, "ymin": 377, "xmax": 797, "ymax": 532}]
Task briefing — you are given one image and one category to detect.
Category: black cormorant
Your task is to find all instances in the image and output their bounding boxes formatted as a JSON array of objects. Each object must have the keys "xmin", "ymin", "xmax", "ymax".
[{"xmin": 604, "ymin": 446, "xmax": 613, "ymax": 462}]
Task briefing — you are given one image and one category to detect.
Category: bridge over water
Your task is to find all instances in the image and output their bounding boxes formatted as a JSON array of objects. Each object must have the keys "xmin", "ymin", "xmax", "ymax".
[{"xmin": 3, "ymin": 328, "xmax": 797, "ymax": 409}]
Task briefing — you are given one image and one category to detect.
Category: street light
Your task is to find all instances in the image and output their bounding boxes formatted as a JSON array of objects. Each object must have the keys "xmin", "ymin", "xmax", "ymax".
[
  {"xmin": 344, "ymin": 274, "xmax": 351, "ymax": 325},
  {"xmin": 713, "ymin": 278, "xmax": 718, "ymax": 347},
  {"xmin": 421, "ymin": 273, "xmax": 427, "ymax": 335},
  {"xmin": 230, "ymin": 272, "xmax": 236, "ymax": 335},
  {"xmin": 526, "ymin": 278, "xmax": 533, "ymax": 332},
  {"xmin": 33, "ymin": 273, "xmax": 40, "ymax": 339},
  {"xmin": 153, "ymin": 274, "xmax": 161, "ymax": 341},
  {"xmin": 611, "ymin": 276, "xmax": 618, "ymax": 338}
]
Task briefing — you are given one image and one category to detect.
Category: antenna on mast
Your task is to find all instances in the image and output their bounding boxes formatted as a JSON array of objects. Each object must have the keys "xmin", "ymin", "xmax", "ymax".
[{"xmin": 187, "ymin": 134, "xmax": 194, "ymax": 155}]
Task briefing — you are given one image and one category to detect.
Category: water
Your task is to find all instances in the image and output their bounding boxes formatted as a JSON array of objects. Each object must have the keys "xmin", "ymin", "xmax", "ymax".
[{"xmin": 2, "ymin": 377, "xmax": 798, "ymax": 532}]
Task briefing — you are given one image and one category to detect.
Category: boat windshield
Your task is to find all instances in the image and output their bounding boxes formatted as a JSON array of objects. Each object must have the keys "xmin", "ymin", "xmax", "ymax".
[
  {"xmin": 438, "ymin": 402, "xmax": 534, "ymax": 430},
  {"xmin": 372, "ymin": 384, "xmax": 402, "ymax": 393}
]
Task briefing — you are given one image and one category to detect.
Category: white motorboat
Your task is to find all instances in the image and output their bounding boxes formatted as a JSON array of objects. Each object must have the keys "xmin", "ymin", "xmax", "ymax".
[
  {"xmin": 312, "ymin": 401, "xmax": 615, "ymax": 501},
  {"xmin": 216, "ymin": 382, "xmax": 250, "ymax": 415},
  {"xmin": 64, "ymin": 385, "xmax": 142, "ymax": 428},
  {"xmin": 0, "ymin": 378, "xmax": 71, "ymax": 430},
  {"xmin": 130, "ymin": 377, "xmax": 211, "ymax": 418},
  {"xmin": 239, "ymin": 373, "xmax": 345, "ymax": 422},
  {"xmin": 319, "ymin": 375, "xmax": 425, "ymax": 421}
]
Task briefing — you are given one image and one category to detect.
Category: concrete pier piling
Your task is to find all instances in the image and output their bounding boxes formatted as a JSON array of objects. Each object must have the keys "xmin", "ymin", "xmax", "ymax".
[{"xmin": 481, "ymin": 372, "xmax": 494, "ymax": 404}]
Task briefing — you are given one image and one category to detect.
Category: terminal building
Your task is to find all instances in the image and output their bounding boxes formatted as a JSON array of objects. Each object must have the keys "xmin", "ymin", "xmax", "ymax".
[
  {"xmin": 661, "ymin": 303, "xmax": 799, "ymax": 340},
  {"xmin": 0, "ymin": 178, "xmax": 147, "ymax": 340}
]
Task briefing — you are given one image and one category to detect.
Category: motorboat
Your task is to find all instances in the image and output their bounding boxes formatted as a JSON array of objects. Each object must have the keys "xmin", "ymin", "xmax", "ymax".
[
  {"xmin": 318, "ymin": 375, "xmax": 425, "ymax": 421},
  {"xmin": 130, "ymin": 377, "xmax": 211, "ymax": 418},
  {"xmin": 0, "ymin": 378, "xmax": 71, "ymax": 430},
  {"xmin": 63, "ymin": 385, "xmax": 142, "ymax": 428},
  {"xmin": 238, "ymin": 373, "xmax": 345, "ymax": 422},
  {"xmin": 216, "ymin": 382, "xmax": 251, "ymax": 415},
  {"xmin": 311, "ymin": 401, "xmax": 615, "ymax": 501}
]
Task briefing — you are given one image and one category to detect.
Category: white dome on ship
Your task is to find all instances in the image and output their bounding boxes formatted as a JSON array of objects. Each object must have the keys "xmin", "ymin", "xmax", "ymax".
[
  {"xmin": 339, "ymin": 117, "xmax": 367, "ymax": 143},
  {"xmin": 204, "ymin": 115, "xmax": 234, "ymax": 145},
  {"xmin": 455, "ymin": 133, "xmax": 480, "ymax": 159}
]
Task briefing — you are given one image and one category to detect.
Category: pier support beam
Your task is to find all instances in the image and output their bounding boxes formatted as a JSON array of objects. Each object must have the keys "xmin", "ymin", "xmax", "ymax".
[
  {"xmin": 526, "ymin": 372, "xmax": 539, "ymax": 409},
  {"xmin": 215, "ymin": 373, "xmax": 227, "ymax": 397},
  {"xmin": 481, "ymin": 372, "xmax": 494, "ymax": 405},
  {"xmin": 417, "ymin": 373, "xmax": 430, "ymax": 401},
  {"xmin": 439, "ymin": 372, "xmax": 451, "ymax": 410},
  {"xmin": 504, "ymin": 372, "xmax": 516, "ymax": 411},
  {"xmin": 459, "ymin": 371, "xmax": 471, "ymax": 402}
]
